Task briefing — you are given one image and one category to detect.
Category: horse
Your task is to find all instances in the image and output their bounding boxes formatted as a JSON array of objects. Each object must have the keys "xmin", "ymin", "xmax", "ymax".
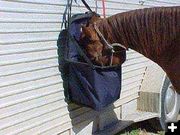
[
  {"xmin": 79, "ymin": 6, "xmax": 180, "ymax": 94},
  {"xmin": 79, "ymin": 15, "xmax": 127, "ymax": 66}
]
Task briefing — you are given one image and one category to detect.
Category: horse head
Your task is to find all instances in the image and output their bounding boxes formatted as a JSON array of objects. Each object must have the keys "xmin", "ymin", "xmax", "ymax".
[
  {"xmin": 79, "ymin": 15, "xmax": 106, "ymax": 66},
  {"xmin": 79, "ymin": 14, "xmax": 126, "ymax": 66}
]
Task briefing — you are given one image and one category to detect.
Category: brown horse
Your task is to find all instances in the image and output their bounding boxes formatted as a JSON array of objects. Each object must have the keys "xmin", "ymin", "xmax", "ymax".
[
  {"xmin": 79, "ymin": 6, "xmax": 180, "ymax": 94},
  {"xmin": 80, "ymin": 15, "xmax": 127, "ymax": 66}
]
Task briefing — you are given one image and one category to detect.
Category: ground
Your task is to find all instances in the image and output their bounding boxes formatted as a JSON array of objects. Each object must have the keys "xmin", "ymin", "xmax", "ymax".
[{"xmin": 116, "ymin": 119, "xmax": 165, "ymax": 135}]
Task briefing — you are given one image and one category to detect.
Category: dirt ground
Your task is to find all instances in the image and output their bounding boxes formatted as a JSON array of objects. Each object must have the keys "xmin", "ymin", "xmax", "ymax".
[{"xmin": 116, "ymin": 118, "xmax": 165, "ymax": 135}]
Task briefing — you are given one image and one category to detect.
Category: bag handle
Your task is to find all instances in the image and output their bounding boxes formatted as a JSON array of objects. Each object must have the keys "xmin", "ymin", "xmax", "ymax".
[
  {"xmin": 74, "ymin": 0, "xmax": 93, "ymax": 12},
  {"xmin": 102, "ymin": 0, "xmax": 106, "ymax": 18},
  {"xmin": 81, "ymin": 0, "xmax": 93, "ymax": 12},
  {"xmin": 61, "ymin": 0, "xmax": 73, "ymax": 29},
  {"xmin": 62, "ymin": 0, "xmax": 93, "ymax": 29}
]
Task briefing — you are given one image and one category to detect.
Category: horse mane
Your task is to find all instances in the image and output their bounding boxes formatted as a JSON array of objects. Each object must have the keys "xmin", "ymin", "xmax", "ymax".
[{"xmin": 97, "ymin": 6, "xmax": 180, "ymax": 63}]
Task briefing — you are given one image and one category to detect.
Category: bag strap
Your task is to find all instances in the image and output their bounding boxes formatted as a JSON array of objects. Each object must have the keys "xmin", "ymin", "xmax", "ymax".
[
  {"xmin": 95, "ymin": 0, "xmax": 98, "ymax": 13},
  {"xmin": 102, "ymin": 0, "xmax": 106, "ymax": 18},
  {"xmin": 62, "ymin": 0, "xmax": 94, "ymax": 29},
  {"xmin": 61, "ymin": 0, "xmax": 73, "ymax": 29},
  {"xmin": 61, "ymin": 4, "xmax": 68, "ymax": 29},
  {"xmin": 68, "ymin": 33, "xmax": 95, "ymax": 69},
  {"xmin": 81, "ymin": 0, "xmax": 93, "ymax": 12}
]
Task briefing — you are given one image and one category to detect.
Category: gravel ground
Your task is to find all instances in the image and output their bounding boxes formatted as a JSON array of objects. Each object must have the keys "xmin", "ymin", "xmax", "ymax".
[{"xmin": 116, "ymin": 118, "xmax": 165, "ymax": 135}]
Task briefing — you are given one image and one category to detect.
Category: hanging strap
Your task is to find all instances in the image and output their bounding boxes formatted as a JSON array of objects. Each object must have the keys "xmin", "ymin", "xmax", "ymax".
[
  {"xmin": 68, "ymin": 0, "xmax": 73, "ymax": 28},
  {"xmin": 62, "ymin": 0, "xmax": 93, "ymax": 29},
  {"xmin": 74, "ymin": 0, "xmax": 92, "ymax": 12},
  {"xmin": 61, "ymin": 4, "xmax": 68, "ymax": 29},
  {"xmin": 102, "ymin": 0, "xmax": 106, "ymax": 18},
  {"xmin": 95, "ymin": 0, "xmax": 98, "ymax": 13},
  {"xmin": 61, "ymin": 0, "xmax": 73, "ymax": 29},
  {"xmin": 81, "ymin": 0, "xmax": 93, "ymax": 12}
]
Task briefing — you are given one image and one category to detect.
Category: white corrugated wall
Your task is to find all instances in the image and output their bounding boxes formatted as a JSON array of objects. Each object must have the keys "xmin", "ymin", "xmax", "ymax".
[{"xmin": 0, "ymin": 0, "xmax": 179, "ymax": 135}]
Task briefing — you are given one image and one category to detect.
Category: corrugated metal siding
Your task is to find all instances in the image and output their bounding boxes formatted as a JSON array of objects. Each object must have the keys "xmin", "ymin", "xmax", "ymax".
[{"xmin": 0, "ymin": 0, "xmax": 180, "ymax": 135}]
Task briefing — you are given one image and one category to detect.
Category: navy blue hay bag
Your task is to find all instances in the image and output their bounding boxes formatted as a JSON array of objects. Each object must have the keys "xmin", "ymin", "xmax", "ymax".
[{"xmin": 57, "ymin": 13, "xmax": 126, "ymax": 111}]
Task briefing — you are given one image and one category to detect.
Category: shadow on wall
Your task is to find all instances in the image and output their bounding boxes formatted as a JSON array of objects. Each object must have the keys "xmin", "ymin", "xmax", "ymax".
[
  {"xmin": 67, "ymin": 103, "xmax": 121, "ymax": 134},
  {"xmin": 56, "ymin": 31, "xmax": 123, "ymax": 134}
]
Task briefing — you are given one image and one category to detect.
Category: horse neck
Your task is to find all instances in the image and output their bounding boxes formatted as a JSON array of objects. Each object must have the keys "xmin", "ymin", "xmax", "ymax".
[
  {"xmin": 97, "ymin": 8, "xmax": 180, "ymax": 93},
  {"xmin": 97, "ymin": 7, "xmax": 179, "ymax": 65},
  {"xmin": 97, "ymin": 13, "xmax": 148, "ymax": 56}
]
